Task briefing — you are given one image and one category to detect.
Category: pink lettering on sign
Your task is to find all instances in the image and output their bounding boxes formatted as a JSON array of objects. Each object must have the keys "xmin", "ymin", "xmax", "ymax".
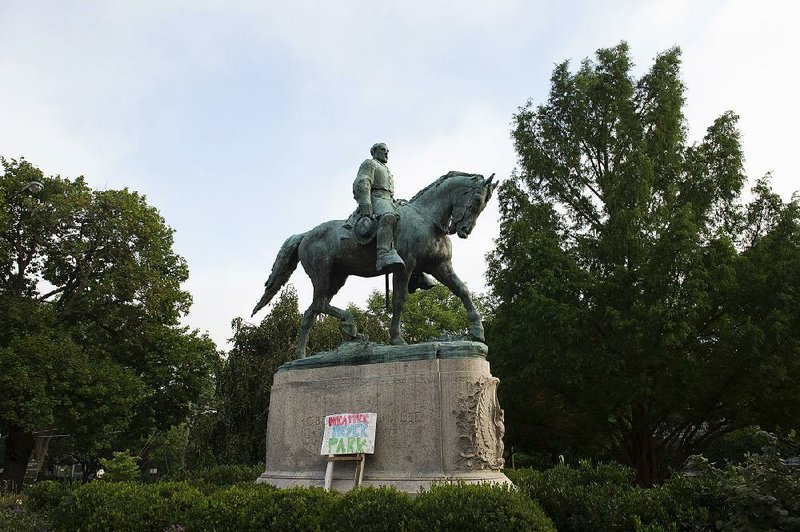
[{"xmin": 326, "ymin": 413, "xmax": 368, "ymax": 427}]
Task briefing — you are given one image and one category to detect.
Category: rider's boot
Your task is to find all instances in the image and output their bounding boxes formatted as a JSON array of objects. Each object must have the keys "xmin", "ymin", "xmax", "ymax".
[
  {"xmin": 409, "ymin": 272, "xmax": 437, "ymax": 293},
  {"xmin": 376, "ymin": 214, "xmax": 405, "ymax": 273}
]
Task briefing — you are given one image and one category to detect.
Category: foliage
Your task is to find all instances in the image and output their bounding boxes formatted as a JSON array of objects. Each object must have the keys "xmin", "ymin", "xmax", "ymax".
[
  {"xmin": 23, "ymin": 479, "xmax": 78, "ymax": 516},
  {"xmin": 99, "ymin": 451, "xmax": 140, "ymax": 482},
  {"xmin": 367, "ymin": 284, "xmax": 482, "ymax": 343},
  {"xmin": 207, "ymin": 287, "xmax": 300, "ymax": 464},
  {"xmin": 508, "ymin": 461, "xmax": 716, "ymax": 531},
  {"xmin": 165, "ymin": 463, "xmax": 263, "ymax": 486},
  {"xmin": 199, "ymin": 282, "xmax": 480, "ymax": 466},
  {"xmin": 326, "ymin": 486, "xmax": 414, "ymax": 532},
  {"xmin": 709, "ymin": 439, "xmax": 800, "ymax": 531},
  {"xmin": 47, "ymin": 480, "xmax": 559, "ymax": 532},
  {"xmin": 52, "ymin": 481, "xmax": 206, "ymax": 532},
  {"xmin": 0, "ymin": 158, "xmax": 219, "ymax": 489},
  {"xmin": 413, "ymin": 482, "xmax": 555, "ymax": 531},
  {"xmin": 509, "ymin": 449, "xmax": 557, "ymax": 470},
  {"xmin": 138, "ymin": 424, "xmax": 189, "ymax": 479},
  {"xmin": 703, "ymin": 426, "xmax": 798, "ymax": 466},
  {"xmin": 0, "ymin": 490, "xmax": 49, "ymax": 531},
  {"xmin": 200, "ymin": 485, "xmax": 335, "ymax": 531},
  {"xmin": 24, "ymin": 457, "xmax": 800, "ymax": 531},
  {"xmin": 488, "ymin": 43, "xmax": 800, "ymax": 486}
]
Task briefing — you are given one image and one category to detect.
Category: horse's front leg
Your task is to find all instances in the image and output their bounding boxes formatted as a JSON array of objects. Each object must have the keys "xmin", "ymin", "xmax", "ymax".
[
  {"xmin": 390, "ymin": 271, "xmax": 410, "ymax": 345},
  {"xmin": 431, "ymin": 262, "xmax": 485, "ymax": 342}
]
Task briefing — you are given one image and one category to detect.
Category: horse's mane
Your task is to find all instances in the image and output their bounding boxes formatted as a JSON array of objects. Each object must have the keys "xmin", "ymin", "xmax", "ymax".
[{"xmin": 409, "ymin": 171, "xmax": 483, "ymax": 203}]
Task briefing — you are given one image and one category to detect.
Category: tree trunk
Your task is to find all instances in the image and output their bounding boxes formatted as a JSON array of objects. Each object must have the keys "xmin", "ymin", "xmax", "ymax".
[
  {"xmin": 622, "ymin": 405, "xmax": 659, "ymax": 487},
  {"xmin": 1, "ymin": 427, "xmax": 35, "ymax": 492}
]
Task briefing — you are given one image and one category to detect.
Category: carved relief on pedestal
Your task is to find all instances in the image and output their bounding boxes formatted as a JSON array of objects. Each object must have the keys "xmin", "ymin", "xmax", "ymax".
[{"xmin": 453, "ymin": 375, "xmax": 505, "ymax": 470}]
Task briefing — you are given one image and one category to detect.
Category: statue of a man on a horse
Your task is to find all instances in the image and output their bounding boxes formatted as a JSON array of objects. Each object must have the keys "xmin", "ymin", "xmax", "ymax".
[{"xmin": 252, "ymin": 142, "xmax": 497, "ymax": 359}]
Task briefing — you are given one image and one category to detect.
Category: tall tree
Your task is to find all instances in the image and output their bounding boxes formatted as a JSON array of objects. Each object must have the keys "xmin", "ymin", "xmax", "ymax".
[
  {"xmin": 0, "ymin": 158, "xmax": 217, "ymax": 490},
  {"xmin": 487, "ymin": 44, "xmax": 800, "ymax": 485},
  {"xmin": 212, "ymin": 287, "xmax": 301, "ymax": 464}
]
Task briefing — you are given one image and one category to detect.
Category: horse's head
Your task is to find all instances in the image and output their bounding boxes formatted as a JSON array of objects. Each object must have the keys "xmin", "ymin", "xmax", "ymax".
[{"xmin": 448, "ymin": 173, "xmax": 497, "ymax": 238}]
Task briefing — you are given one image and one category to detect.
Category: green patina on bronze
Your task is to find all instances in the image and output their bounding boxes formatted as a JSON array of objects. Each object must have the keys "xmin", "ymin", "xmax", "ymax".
[
  {"xmin": 251, "ymin": 143, "xmax": 497, "ymax": 360},
  {"xmin": 276, "ymin": 340, "xmax": 487, "ymax": 372}
]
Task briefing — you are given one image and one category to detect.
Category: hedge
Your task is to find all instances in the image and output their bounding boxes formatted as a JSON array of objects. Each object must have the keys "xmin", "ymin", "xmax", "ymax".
[
  {"xmin": 45, "ymin": 481, "xmax": 555, "ymax": 531},
  {"xmin": 23, "ymin": 452, "xmax": 799, "ymax": 531}
]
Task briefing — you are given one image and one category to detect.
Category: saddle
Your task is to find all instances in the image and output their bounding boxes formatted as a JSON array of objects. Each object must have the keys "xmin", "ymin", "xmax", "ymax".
[{"xmin": 342, "ymin": 210, "xmax": 377, "ymax": 245}]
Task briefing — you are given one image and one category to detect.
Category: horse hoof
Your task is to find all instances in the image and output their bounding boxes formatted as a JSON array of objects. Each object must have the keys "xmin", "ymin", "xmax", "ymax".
[
  {"xmin": 391, "ymin": 337, "xmax": 407, "ymax": 346},
  {"xmin": 340, "ymin": 321, "xmax": 358, "ymax": 340},
  {"xmin": 469, "ymin": 324, "xmax": 486, "ymax": 343}
]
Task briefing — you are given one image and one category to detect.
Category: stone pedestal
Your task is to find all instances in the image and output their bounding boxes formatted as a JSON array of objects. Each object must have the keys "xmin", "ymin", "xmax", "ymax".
[{"xmin": 257, "ymin": 341, "xmax": 510, "ymax": 492}]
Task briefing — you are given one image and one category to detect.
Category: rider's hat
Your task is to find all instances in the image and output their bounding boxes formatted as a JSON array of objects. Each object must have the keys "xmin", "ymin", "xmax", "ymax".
[{"xmin": 353, "ymin": 215, "xmax": 377, "ymax": 245}]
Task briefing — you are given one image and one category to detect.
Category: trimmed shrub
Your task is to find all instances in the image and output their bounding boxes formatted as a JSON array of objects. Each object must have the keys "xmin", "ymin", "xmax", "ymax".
[
  {"xmin": 186, "ymin": 484, "xmax": 336, "ymax": 531},
  {"xmin": 412, "ymin": 483, "xmax": 556, "ymax": 532},
  {"xmin": 23, "ymin": 480, "xmax": 79, "ymax": 519},
  {"xmin": 52, "ymin": 481, "xmax": 205, "ymax": 531},
  {"xmin": 508, "ymin": 461, "xmax": 715, "ymax": 531},
  {"xmin": 48, "ymin": 479, "xmax": 560, "ymax": 531},
  {"xmin": 326, "ymin": 486, "xmax": 414, "ymax": 531},
  {"xmin": 167, "ymin": 463, "xmax": 263, "ymax": 486}
]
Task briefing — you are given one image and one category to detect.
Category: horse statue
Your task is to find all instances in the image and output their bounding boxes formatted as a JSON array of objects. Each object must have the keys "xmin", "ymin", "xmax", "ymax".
[{"xmin": 252, "ymin": 171, "xmax": 497, "ymax": 359}]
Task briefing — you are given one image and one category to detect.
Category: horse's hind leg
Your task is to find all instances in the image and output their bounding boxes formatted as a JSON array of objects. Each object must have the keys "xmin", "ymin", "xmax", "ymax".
[
  {"xmin": 296, "ymin": 275, "xmax": 355, "ymax": 358},
  {"xmin": 296, "ymin": 304, "xmax": 319, "ymax": 359},
  {"xmin": 323, "ymin": 274, "xmax": 357, "ymax": 340},
  {"xmin": 323, "ymin": 303, "xmax": 358, "ymax": 340}
]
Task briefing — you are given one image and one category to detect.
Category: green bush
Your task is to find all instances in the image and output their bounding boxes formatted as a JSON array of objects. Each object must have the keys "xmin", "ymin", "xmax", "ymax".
[
  {"xmin": 508, "ymin": 461, "xmax": 715, "ymax": 531},
  {"xmin": 185, "ymin": 484, "xmax": 336, "ymax": 531},
  {"xmin": 0, "ymin": 491, "xmax": 49, "ymax": 532},
  {"xmin": 711, "ymin": 446, "xmax": 800, "ymax": 531},
  {"xmin": 23, "ymin": 480, "xmax": 78, "ymax": 517},
  {"xmin": 52, "ymin": 481, "xmax": 205, "ymax": 531},
  {"xmin": 47, "ymin": 479, "xmax": 560, "ymax": 532},
  {"xmin": 412, "ymin": 483, "xmax": 555, "ymax": 532},
  {"xmin": 166, "ymin": 463, "xmax": 263, "ymax": 486},
  {"xmin": 326, "ymin": 486, "xmax": 414, "ymax": 531}
]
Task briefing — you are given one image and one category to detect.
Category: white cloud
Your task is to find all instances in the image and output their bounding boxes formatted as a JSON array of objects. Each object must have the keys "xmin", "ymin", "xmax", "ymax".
[{"xmin": 4, "ymin": 0, "xmax": 798, "ymax": 350}]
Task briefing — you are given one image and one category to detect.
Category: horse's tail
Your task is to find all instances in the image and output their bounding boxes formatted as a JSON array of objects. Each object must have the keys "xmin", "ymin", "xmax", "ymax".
[{"xmin": 251, "ymin": 233, "xmax": 304, "ymax": 317}]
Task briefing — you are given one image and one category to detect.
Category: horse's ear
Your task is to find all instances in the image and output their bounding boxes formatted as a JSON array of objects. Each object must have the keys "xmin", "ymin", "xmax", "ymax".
[{"xmin": 486, "ymin": 173, "xmax": 498, "ymax": 197}]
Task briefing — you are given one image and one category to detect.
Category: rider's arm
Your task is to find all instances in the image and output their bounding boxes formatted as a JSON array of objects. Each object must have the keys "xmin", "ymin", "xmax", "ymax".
[{"xmin": 353, "ymin": 160, "xmax": 375, "ymax": 216}]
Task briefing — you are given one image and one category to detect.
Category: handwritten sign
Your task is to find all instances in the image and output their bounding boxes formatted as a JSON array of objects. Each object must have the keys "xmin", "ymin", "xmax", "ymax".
[{"xmin": 320, "ymin": 413, "xmax": 377, "ymax": 455}]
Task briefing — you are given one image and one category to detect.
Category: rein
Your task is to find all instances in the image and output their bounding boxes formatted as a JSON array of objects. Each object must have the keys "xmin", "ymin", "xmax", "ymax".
[{"xmin": 408, "ymin": 202, "xmax": 451, "ymax": 235}]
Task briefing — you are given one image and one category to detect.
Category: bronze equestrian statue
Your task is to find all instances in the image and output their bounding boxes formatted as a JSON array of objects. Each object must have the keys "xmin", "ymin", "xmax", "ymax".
[{"xmin": 252, "ymin": 143, "xmax": 496, "ymax": 359}]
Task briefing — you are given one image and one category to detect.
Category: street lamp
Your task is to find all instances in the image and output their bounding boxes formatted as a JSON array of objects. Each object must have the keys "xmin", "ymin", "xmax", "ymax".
[
  {"xmin": 22, "ymin": 181, "xmax": 43, "ymax": 194},
  {"xmin": 6, "ymin": 181, "xmax": 44, "ymax": 201}
]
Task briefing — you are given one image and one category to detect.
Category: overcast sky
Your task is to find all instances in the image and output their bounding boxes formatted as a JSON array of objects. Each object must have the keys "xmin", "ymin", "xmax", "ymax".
[{"xmin": 2, "ymin": 0, "xmax": 797, "ymax": 349}]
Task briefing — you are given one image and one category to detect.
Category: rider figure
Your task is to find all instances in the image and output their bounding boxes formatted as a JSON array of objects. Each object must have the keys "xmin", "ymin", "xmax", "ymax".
[{"xmin": 353, "ymin": 143, "xmax": 405, "ymax": 273}]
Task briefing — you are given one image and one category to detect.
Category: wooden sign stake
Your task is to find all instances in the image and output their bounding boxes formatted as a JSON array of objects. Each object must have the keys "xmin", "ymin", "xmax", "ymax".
[{"xmin": 323, "ymin": 453, "xmax": 365, "ymax": 492}]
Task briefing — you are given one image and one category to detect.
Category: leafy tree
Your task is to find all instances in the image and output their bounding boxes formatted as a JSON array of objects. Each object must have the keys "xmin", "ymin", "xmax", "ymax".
[
  {"xmin": 487, "ymin": 43, "xmax": 800, "ymax": 485},
  {"xmin": 211, "ymin": 287, "xmax": 301, "ymax": 464},
  {"xmin": 366, "ymin": 284, "xmax": 481, "ymax": 344},
  {"xmin": 98, "ymin": 451, "xmax": 140, "ymax": 482},
  {"xmin": 138, "ymin": 423, "xmax": 190, "ymax": 478},
  {"xmin": 0, "ymin": 158, "xmax": 217, "ymax": 490}
]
